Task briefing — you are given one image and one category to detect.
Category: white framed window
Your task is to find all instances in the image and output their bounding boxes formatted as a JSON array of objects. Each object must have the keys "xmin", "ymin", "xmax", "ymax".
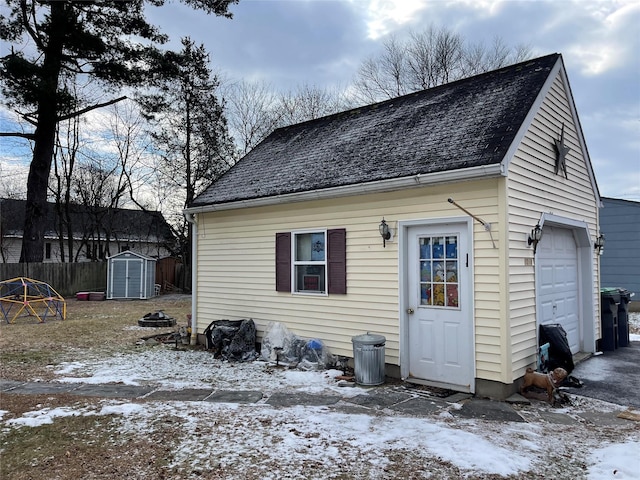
[{"xmin": 293, "ymin": 230, "xmax": 327, "ymax": 294}]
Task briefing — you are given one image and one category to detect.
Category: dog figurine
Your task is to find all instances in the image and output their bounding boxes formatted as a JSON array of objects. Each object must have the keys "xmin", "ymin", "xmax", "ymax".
[{"xmin": 520, "ymin": 367, "xmax": 568, "ymax": 403}]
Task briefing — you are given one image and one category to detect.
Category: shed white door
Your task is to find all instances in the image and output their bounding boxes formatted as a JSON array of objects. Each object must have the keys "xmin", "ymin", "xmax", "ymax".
[
  {"xmin": 406, "ymin": 223, "xmax": 474, "ymax": 391},
  {"xmin": 537, "ymin": 227, "xmax": 580, "ymax": 353}
]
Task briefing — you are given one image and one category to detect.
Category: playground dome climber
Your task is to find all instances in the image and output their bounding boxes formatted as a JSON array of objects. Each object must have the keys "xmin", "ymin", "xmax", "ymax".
[{"xmin": 0, "ymin": 277, "xmax": 66, "ymax": 324}]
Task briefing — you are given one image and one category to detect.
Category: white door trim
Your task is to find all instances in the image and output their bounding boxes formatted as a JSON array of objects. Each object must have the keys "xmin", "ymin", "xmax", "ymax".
[
  {"xmin": 534, "ymin": 213, "xmax": 597, "ymax": 353},
  {"xmin": 398, "ymin": 216, "xmax": 475, "ymax": 392}
]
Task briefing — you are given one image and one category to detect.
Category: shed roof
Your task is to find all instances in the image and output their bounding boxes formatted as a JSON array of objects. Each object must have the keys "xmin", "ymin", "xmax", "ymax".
[{"xmin": 191, "ymin": 54, "xmax": 561, "ymax": 208}]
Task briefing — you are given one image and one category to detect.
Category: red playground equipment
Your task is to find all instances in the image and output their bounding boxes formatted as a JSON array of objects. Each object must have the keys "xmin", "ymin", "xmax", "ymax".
[{"xmin": 0, "ymin": 277, "xmax": 66, "ymax": 324}]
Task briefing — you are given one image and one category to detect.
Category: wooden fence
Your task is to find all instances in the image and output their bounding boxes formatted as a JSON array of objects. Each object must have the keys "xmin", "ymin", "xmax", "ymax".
[
  {"xmin": 0, "ymin": 262, "xmax": 191, "ymax": 297},
  {"xmin": 0, "ymin": 262, "xmax": 107, "ymax": 297}
]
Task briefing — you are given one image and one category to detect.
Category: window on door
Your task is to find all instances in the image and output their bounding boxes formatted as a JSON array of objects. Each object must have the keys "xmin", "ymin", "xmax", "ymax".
[{"xmin": 419, "ymin": 235, "xmax": 459, "ymax": 308}]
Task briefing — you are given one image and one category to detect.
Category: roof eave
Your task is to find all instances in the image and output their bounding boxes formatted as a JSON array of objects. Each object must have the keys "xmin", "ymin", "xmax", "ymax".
[{"xmin": 185, "ymin": 163, "xmax": 506, "ymax": 215}]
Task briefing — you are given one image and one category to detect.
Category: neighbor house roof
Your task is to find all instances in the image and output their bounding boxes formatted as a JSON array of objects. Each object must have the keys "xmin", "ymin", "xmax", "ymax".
[
  {"xmin": 0, "ymin": 198, "xmax": 175, "ymax": 245},
  {"xmin": 190, "ymin": 53, "xmax": 561, "ymax": 209}
]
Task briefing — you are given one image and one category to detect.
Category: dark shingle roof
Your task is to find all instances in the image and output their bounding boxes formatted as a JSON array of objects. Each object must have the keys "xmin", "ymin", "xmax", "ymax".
[
  {"xmin": 192, "ymin": 54, "xmax": 560, "ymax": 207},
  {"xmin": 0, "ymin": 198, "xmax": 175, "ymax": 244}
]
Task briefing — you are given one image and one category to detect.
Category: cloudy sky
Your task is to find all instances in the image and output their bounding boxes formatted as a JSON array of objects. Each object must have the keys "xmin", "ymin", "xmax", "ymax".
[
  {"xmin": 148, "ymin": 0, "xmax": 639, "ymax": 201},
  {"xmin": 1, "ymin": 0, "xmax": 638, "ymax": 202}
]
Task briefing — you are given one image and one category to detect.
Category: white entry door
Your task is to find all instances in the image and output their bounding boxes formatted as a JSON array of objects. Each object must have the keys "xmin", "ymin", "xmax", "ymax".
[
  {"xmin": 406, "ymin": 223, "xmax": 474, "ymax": 391},
  {"xmin": 537, "ymin": 227, "xmax": 580, "ymax": 353}
]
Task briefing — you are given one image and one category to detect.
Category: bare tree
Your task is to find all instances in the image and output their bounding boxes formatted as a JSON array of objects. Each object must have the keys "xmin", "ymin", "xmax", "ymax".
[
  {"xmin": 50, "ymin": 114, "xmax": 80, "ymax": 262},
  {"xmin": 276, "ymin": 84, "xmax": 350, "ymax": 127},
  {"xmin": 224, "ymin": 80, "xmax": 352, "ymax": 154},
  {"xmin": 224, "ymin": 79, "xmax": 281, "ymax": 155},
  {"xmin": 352, "ymin": 25, "xmax": 531, "ymax": 103}
]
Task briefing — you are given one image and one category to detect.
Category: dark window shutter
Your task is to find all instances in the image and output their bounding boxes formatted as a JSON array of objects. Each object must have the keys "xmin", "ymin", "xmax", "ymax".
[
  {"xmin": 275, "ymin": 232, "xmax": 291, "ymax": 292},
  {"xmin": 327, "ymin": 228, "xmax": 346, "ymax": 294}
]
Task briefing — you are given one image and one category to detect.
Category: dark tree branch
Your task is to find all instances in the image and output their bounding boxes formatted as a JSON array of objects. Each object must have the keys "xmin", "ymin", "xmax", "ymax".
[
  {"xmin": 57, "ymin": 96, "xmax": 127, "ymax": 122},
  {"xmin": 0, "ymin": 131, "xmax": 36, "ymax": 139}
]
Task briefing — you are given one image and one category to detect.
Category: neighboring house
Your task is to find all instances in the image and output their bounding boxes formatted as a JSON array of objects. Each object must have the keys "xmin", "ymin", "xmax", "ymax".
[
  {"xmin": 185, "ymin": 53, "xmax": 602, "ymax": 398},
  {"xmin": 599, "ymin": 197, "xmax": 640, "ymax": 300},
  {"xmin": 0, "ymin": 198, "xmax": 175, "ymax": 263}
]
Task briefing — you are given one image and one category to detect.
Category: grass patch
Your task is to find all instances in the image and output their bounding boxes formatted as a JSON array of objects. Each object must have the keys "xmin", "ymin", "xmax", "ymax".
[
  {"xmin": 0, "ymin": 296, "xmax": 191, "ymax": 381},
  {"xmin": 0, "ymin": 404, "xmax": 181, "ymax": 479}
]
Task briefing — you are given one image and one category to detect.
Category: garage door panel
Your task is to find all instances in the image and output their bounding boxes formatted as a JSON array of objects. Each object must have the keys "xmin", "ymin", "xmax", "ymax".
[{"xmin": 537, "ymin": 227, "xmax": 580, "ymax": 354}]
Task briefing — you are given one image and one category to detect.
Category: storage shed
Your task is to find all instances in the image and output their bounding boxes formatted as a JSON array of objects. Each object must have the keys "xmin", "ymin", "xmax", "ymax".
[{"xmin": 107, "ymin": 251, "xmax": 157, "ymax": 299}]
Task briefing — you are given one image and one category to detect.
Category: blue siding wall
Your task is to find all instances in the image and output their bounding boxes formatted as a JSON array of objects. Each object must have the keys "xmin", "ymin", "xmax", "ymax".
[{"xmin": 600, "ymin": 198, "xmax": 640, "ymax": 300}]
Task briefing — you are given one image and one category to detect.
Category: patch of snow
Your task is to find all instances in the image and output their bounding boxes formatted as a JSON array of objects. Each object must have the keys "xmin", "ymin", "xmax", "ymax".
[
  {"xmin": 5, "ymin": 406, "xmax": 90, "ymax": 428},
  {"xmin": 587, "ymin": 441, "xmax": 640, "ymax": 479},
  {"xmin": 52, "ymin": 346, "xmax": 363, "ymax": 397},
  {"xmin": 6, "ymin": 340, "xmax": 638, "ymax": 478}
]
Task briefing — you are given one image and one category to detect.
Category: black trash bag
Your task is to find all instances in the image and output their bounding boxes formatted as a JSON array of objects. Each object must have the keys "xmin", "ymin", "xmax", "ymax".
[
  {"xmin": 227, "ymin": 319, "xmax": 257, "ymax": 361},
  {"xmin": 539, "ymin": 324, "xmax": 574, "ymax": 375},
  {"xmin": 203, "ymin": 319, "xmax": 256, "ymax": 361},
  {"xmin": 204, "ymin": 319, "xmax": 243, "ymax": 353}
]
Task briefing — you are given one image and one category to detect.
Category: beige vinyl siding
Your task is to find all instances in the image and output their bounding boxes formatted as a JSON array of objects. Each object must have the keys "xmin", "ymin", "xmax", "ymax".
[
  {"xmin": 195, "ymin": 178, "xmax": 503, "ymax": 373},
  {"xmin": 506, "ymin": 71, "xmax": 599, "ymax": 378}
]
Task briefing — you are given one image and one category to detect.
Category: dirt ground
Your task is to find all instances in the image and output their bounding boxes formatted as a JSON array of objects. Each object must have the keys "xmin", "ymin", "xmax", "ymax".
[
  {"xmin": 0, "ymin": 294, "xmax": 192, "ymax": 382},
  {"xmin": 1, "ymin": 296, "xmax": 639, "ymax": 480}
]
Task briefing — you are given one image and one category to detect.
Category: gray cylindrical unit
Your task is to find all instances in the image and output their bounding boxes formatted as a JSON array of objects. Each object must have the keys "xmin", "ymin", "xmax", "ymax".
[{"xmin": 351, "ymin": 332, "xmax": 386, "ymax": 386}]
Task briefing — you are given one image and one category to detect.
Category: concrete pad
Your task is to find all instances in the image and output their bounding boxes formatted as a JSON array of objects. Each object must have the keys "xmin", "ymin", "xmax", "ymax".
[
  {"xmin": 144, "ymin": 388, "xmax": 214, "ymax": 401},
  {"xmin": 0, "ymin": 380, "xmax": 25, "ymax": 391},
  {"xmin": 577, "ymin": 411, "xmax": 636, "ymax": 426},
  {"xmin": 536, "ymin": 411, "xmax": 579, "ymax": 425},
  {"xmin": 266, "ymin": 392, "xmax": 340, "ymax": 407},
  {"xmin": 5, "ymin": 382, "xmax": 77, "ymax": 395},
  {"xmin": 505, "ymin": 393, "xmax": 531, "ymax": 405},
  {"xmin": 390, "ymin": 396, "xmax": 447, "ymax": 416},
  {"xmin": 345, "ymin": 392, "xmax": 412, "ymax": 409},
  {"xmin": 205, "ymin": 390, "xmax": 263, "ymax": 404},
  {"xmin": 445, "ymin": 393, "xmax": 474, "ymax": 403},
  {"xmin": 451, "ymin": 399, "xmax": 525, "ymax": 422},
  {"xmin": 71, "ymin": 384, "xmax": 153, "ymax": 398},
  {"xmin": 330, "ymin": 403, "xmax": 385, "ymax": 415}
]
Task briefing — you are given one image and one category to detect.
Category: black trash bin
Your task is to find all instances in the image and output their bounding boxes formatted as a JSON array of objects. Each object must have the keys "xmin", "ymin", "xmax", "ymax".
[
  {"xmin": 600, "ymin": 288, "xmax": 620, "ymax": 351},
  {"xmin": 617, "ymin": 289, "xmax": 632, "ymax": 347}
]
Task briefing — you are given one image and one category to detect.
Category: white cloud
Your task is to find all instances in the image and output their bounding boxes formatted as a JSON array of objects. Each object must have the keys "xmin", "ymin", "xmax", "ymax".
[
  {"xmin": 357, "ymin": 0, "xmax": 430, "ymax": 39},
  {"xmin": 565, "ymin": 0, "xmax": 640, "ymax": 75}
]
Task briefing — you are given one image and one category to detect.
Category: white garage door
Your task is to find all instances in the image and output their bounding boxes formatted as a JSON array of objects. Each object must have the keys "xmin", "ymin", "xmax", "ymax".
[{"xmin": 537, "ymin": 227, "xmax": 580, "ymax": 354}]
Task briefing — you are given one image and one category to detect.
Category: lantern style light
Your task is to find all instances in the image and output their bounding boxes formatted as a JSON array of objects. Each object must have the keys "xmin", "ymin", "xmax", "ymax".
[
  {"xmin": 379, "ymin": 218, "xmax": 391, "ymax": 248},
  {"xmin": 528, "ymin": 223, "xmax": 543, "ymax": 255},
  {"xmin": 594, "ymin": 233, "xmax": 605, "ymax": 255}
]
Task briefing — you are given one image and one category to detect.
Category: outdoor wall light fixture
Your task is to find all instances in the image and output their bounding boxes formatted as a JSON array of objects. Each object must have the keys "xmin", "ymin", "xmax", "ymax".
[
  {"xmin": 528, "ymin": 224, "xmax": 543, "ymax": 255},
  {"xmin": 594, "ymin": 233, "xmax": 605, "ymax": 255},
  {"xmin": 379, "ymin": 218, "xmax": 391, "ymax": 247}
]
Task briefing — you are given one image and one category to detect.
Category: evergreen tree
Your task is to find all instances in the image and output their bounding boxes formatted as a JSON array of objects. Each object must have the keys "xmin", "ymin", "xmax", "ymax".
[
  {"xmin": 0, "ymin": 0, "xmax": 237, "ymax": 262},
  {"xmin": 139, "ymin": 37, "xmax": 235, "ymax": 264}
]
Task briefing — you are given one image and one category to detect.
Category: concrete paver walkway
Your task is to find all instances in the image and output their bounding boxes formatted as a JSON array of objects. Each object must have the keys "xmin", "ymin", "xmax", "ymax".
[{"xmin": 1, "ymin": 378, "xmax": 634, "ymax": 427}]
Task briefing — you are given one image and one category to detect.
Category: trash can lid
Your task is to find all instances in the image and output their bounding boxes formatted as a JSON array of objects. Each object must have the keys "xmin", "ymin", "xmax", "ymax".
[
  {"xmin": 352, "ymin": 332, "xmax": 386, "ymax": 345},
  {"xmin": 601, "ymin": 287, "xmax": 622, "ymax": 295},
  {"xmin": 600, "ymin": 287, "xmax": 621, "ymax": 302},
  {"xmin": 614, "ymin": 288, "xmax": 633, "ymax": 299}
]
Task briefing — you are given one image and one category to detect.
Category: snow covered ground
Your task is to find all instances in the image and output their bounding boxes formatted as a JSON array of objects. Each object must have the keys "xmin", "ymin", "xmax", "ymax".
[{"xmin": 1, "ymin": 313, "xmax": 639, "ymax": 479}]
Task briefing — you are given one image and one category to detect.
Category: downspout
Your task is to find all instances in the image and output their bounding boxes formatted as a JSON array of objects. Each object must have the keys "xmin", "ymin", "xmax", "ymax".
[{"xmin": 185, "ymin": 212, "xmax": 198, "ymax": 346}]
